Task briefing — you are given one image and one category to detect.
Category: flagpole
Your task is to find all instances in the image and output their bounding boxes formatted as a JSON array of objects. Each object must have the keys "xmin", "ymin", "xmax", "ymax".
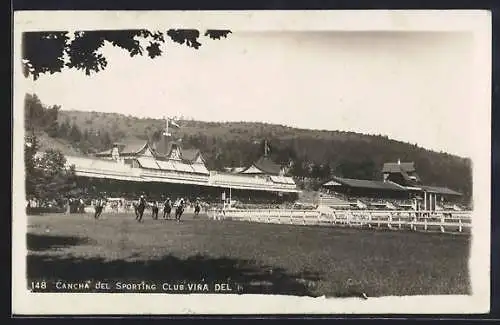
[{"xmin": 165, "ymin": 116, "xmax": 169, "ymax": 137}]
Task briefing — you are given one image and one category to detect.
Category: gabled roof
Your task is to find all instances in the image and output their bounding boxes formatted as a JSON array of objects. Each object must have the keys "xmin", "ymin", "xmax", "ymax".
[
  {"xmin": 323, "ymin": 176, "xmax": 407, "ymax": 191},
  {"xmin": 382, "ymin": 162, "xmax": 416, "ymax": 173},
  {"xmin": 241, "ymin": 156, "xmax": 282, "ymax": 175}
]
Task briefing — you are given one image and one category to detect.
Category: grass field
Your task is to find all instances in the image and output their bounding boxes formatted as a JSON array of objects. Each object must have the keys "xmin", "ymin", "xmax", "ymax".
[{"xmin": 27, "ymin": 212, "xmax": 471, "ymax": 297}]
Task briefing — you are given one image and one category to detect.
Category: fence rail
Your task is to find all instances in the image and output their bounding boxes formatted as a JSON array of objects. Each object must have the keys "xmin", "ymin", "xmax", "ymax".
[{"xmin": 208, "ymin": 208, "xmax": 472, "ymax": 233}]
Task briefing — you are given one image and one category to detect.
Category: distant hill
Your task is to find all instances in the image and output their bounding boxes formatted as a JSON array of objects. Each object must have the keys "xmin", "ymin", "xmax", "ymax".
[{"xmin": 25, "ymin": 93, "xmax": 473, "ymax": 202}]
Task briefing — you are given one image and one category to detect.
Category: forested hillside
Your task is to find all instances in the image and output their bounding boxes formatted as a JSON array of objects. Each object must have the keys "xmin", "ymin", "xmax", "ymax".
[{"xmin": 24, "ymin": 93, "xmax": 473, "ymax": 201}]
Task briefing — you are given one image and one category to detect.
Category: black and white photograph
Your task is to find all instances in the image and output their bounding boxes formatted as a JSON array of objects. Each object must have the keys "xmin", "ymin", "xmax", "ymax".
[{"xmin": 12, "ymin": 10, "xmax": 491, "ymax": 314}]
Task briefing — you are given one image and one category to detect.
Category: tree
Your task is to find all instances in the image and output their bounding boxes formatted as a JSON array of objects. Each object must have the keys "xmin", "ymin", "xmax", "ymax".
[
  {"xmin": 335, "ymin": 158, "xmax": 377, "ymax": 180},
  {"xmin": 45, "ymin": 120, "xmax": 60, "ymax": 137},
  {"xmin": 22, "ymin": 29, "xmax": 231, "ymax": 80},
  {"xmin": 24, "ymin": 94, "xmax": 61, "ymax": 136},
  {"xmin": 69, "ymin": 123, "xmax": 82, "ymax": 142},
  {"xmin": 100, "ymin": 131, "xmax": 112, "ymax": 149},
  {"xmin": 58, "ymin": 118, "xmax": 71, "ymax": 138},
  {"xmin": 289, "ymin": 159, "xmax": 307, "ymax": 178},
  {"xmin": 34, "ymin": 149, "xmax": 77, "ymax": 203},
  {"xmin": 25, "ymin": 134, "xmax": 77, "ymax": 203},
  {"xmin": 25, "ymin": 132, "xmax": 40, "ymax": 199}
]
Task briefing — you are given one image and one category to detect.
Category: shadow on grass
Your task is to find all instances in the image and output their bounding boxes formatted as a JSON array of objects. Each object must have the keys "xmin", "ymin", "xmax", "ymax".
[
  {"xmin": 27, "ymin": 234, "xmax": 322, "ymax": 296},
  {"xmin": 27, "ymin": 254, "xmax": 323, "ymax": 296},
  {"xmin": 27, "ymin": 233, "xmax": 91, "ymax": 252}
]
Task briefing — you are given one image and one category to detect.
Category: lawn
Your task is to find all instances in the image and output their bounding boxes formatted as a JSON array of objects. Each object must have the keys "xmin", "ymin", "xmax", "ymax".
[{"xmin": 26, "ymin": 212, "xmax": 471, "ymax": 297}]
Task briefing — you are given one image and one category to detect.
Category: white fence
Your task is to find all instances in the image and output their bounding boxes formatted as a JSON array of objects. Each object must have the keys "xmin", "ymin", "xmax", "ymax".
[{"xmin": 209, "ymin": 208, "xmax": 472, "ymax": 233}]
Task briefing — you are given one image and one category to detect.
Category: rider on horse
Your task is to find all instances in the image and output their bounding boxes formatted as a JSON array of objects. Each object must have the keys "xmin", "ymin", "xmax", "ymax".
[
  {"xmin": 163, "ymin": 197, "xmax": 172, "ymax": 219},
  {"xmin": 175, "ymin": 198, "xmax": 186, "ymax": 222},
  {"xmin": 136, "ymin": 195, "xmax": 146, "ymax": 222},
  {"xmin": 151, "ymin": 200, "xmax": 159, "ymax": 220},
  {"xmin": 194, "ymin": 198, "xmax": 201, "ymax": 217}
]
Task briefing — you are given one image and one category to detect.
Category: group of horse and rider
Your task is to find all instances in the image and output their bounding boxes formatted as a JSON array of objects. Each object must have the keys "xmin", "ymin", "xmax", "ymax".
[{"xmin": 93, "ymin": 195, "xmax": 202, "ymax": 222}]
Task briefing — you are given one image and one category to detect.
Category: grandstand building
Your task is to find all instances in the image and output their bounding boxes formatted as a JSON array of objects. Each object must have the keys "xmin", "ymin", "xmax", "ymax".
[
  {"xmin": 63, "ymin": 133, "xmax": 299, "ymax": 203},
  {"xmin": 321, "ymin": 160, "xmax": 463, "ymax": 211}
]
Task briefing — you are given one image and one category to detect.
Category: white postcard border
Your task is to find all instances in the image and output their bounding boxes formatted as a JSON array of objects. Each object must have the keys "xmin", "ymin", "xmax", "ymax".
[{"xmin": 12, "ymin": 10, "xmax": 492, "ymax": 315}]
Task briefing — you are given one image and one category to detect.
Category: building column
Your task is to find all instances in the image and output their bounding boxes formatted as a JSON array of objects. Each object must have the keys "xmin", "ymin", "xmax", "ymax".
[{"xmin": 424, "ymin": 192, "xmax": 427, "ymax": 211}]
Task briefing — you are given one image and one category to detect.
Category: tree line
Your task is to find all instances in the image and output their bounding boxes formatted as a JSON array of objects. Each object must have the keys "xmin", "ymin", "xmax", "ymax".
[
  {"xmin": 26, "ymin": 94, "xmax": 473, "ymax": 202},
  {"xmin": 25, "ymin": 93, "xmax": 113, "ymax": 154}
]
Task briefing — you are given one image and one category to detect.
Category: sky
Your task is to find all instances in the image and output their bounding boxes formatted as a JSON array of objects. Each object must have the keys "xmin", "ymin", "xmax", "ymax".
[{"xmin": 26, "ymin": 31, "xmax": 478, "ymax": 157}]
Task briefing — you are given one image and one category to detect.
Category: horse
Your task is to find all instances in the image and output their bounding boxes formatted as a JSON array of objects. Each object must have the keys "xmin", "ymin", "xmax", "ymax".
[
  {"xmin": 174, "ymin": 203, "xmax": 185, "ymax": 222},
  {"xmin": 163, "ymin": 200, "xmax": 172, "ymax": 219},
  {"xmin": 111, "ymin": 201, "xmax": 119, "ymax": 213},
  {"xmin": 135, "ymin": 198, "xmax": 146, "ymax": 222},
  {"xmin": 194, "ymin": 203, "xmax": 201, "ymax": 217},
  {"xmin": 151, "ymin": 202, "xmax": 159, "ymax": 220},
  {"xmin": 94, "ymin": 199, "xmax": 105, "ymax": 219}
]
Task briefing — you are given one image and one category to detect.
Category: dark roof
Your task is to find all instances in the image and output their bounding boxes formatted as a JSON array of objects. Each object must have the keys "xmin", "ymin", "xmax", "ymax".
[
  {"xmin": 152, "ymin": 136, "xmax": 175, "ymax": 157},
  {"xmin": 325, "ymin": 176, "xmax": 406, "ymax": 191},
  {"xmin": 120, "ymin": 142, "xmax": 148, "ymax": 154},
  {"xmin": 419, "ymin": 185, "xmax": 462, "ymax": 196},
  {"xmin": 382, "ymin": 162, "xmax": 416, "ymax": 173},
  {"xmin": 152, "ymin": 138, "xmax": 202, "ymax": 163},
  {"xmin": 180, "ymin": 149, "xmax": 201, "ymax": 162},
  {"xmin": 247, "ymin": 156, "xmax": 282, "ymax": 175},
  {"xmin": 95, "ymin": 142, "xmax": 148, "ymax": 156}
]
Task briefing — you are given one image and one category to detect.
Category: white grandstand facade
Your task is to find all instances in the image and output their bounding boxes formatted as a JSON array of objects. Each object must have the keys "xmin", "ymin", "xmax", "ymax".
[{"xmin": 62, "ymin": 133, "xmax": 299, "ymax": 202}]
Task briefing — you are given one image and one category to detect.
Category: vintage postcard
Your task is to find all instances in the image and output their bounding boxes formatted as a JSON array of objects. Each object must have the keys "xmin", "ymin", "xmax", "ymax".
[{"xmin": 12, "ymin": 10, "xmax": 491, "ymax": 315}]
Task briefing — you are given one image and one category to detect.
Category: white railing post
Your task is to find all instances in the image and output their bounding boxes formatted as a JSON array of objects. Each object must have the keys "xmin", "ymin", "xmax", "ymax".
[
  {"xmin": 398, "ymin": 212, "xmax": 402, "ymax": 230},
  {"xmin": 424, "ymin": 212, "xmax": 428, "ymax": 231},
  {"xmin": 459, "ymin": 217, "xmax": 463, "ymax": 233},
  {"xmin": 368, "ymin": 212, "xmax": 372, "ymax": 229},
  {"xmin": 440, "ymin": 213, "xmax": 445, "ymax": 233},
  {"xmin": 388, "ymin": 213, "xmax": 392, "ymax": 230}
]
